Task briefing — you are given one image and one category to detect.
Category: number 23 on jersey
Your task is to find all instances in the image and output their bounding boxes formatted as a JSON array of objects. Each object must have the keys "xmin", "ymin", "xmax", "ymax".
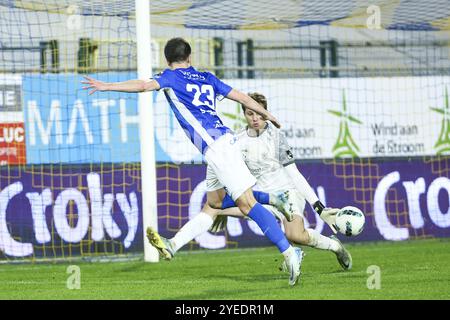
[{"xmin": 186, "ymin": 84, "xmax": 215, "ymax": 108}]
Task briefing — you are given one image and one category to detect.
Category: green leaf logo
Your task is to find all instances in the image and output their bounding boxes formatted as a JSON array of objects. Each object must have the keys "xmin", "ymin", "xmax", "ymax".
[
  {"xmin": 431, "ymin": 87, "xmax": 450, "ymax": 155},
  {"xmin": 328, "ymin": 91, "xmax": 362, "ymax": 158}
]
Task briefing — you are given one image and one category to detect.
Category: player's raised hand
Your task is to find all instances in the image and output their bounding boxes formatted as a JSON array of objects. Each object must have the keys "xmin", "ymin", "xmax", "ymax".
[
  {"xmin": 81, "ymin": 76, "xmax": 109, "ymax": 95},
  {"xmin": 320, "ymin": 208, "xmax": 339, "ymax": 234}
]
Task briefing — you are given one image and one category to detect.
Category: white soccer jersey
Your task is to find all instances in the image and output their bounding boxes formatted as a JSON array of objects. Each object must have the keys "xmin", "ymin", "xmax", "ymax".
[
  {"xmin": 205, "ymin": 122, "xmax": 307, "ymax": 218},
  {"xmin": 235, "ymin": 122, "xmax": 296, "ymax": 193}
]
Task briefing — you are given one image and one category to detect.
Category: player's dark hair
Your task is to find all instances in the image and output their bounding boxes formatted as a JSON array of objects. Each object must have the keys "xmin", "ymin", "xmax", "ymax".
[
  {"xmin": 164, "ymin": 37, "xmax": 192, "ymax": 64},
  {"xmin": 242, "ymin": 92, "xmax": 268, "ymax": 112}
]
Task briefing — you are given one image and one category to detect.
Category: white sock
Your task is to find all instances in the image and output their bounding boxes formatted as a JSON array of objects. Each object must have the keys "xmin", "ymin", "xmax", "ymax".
[
  {"xmin": 281, "ymin": 245, "xmax": 295, "ymax": 259},
  {"xmin": 170, "ymin": 212, "xmax": 213, "ymax": 252},
  {"xmin": 306, "ymin": 228, "xmax": 340, "ymax": 253}
]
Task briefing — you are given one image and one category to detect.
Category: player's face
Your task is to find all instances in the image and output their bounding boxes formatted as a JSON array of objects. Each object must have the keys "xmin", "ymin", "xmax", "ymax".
[{"xmin": 244, "ymin": 108, "xmax": 266, "ymax": 130}]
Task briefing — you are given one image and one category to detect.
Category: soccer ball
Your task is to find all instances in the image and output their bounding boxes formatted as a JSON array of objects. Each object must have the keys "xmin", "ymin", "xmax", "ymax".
[{"xmin": 335, "ymin": 206, "xmax": 365, "ymax": 237}]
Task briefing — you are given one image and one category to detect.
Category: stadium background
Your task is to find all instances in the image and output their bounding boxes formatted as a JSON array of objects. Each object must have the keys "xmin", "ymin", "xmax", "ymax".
[{"xmin": 0, "ymin": 0, "xmax": 450, "ymax": 261}]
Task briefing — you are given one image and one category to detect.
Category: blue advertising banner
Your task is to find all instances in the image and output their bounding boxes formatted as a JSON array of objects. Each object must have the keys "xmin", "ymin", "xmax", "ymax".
[
  {"xmin": 22, "ymin": 73, "xmax": 176, "ymax": 164},
  {"xmin": 1, "ymin": 158, "xmax": 449, "ymax": 259}
]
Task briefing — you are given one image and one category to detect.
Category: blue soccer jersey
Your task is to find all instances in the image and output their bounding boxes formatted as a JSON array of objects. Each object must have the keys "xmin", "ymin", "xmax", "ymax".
[{"xmin": 154, "ymin": 66, "xmax": 233, "ymax": 154}]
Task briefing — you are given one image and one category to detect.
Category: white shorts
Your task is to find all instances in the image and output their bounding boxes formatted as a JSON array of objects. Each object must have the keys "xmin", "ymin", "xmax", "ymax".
[{"xmin": 205, "ymin": 133, "xmax": 257, "ymax": 200}]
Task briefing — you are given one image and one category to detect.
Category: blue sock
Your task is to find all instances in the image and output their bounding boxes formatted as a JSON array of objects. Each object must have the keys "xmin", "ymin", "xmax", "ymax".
[
  {"xmin": 221, "ymin": 192, "xmax": 270, "ymax": 209},
  {"xmin": 247, "ymin": 203, "xmax": 290, "ymax": 253}
]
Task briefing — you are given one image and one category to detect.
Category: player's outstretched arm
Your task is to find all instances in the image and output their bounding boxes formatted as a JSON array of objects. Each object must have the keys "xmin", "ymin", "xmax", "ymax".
[
  {"xmin": 284, "ymin": 164, "xmax": 320, "ymax": 205},
  {"xmin": 284, "ymin": 163, "xmax": 339, "ymax": 233},
  {"xmin": 226, "ymin": 89, "xmax": 281, "ymax": 128},
  {"xmin": 81, "ymin": 76, "xmax": 160, "ymax": 95}
]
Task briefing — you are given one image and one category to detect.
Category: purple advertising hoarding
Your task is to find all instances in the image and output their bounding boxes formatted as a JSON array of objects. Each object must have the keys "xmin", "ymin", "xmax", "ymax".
[
  {"xmin": 1, "ymin": 157, "xmax": 450, "ymax": 259},
  {"xmin": 158, "ymin": 158, "xmax": 450, "ymax": 250},
  {"xmin": 0, "ymin": 164, "xmax": 143, "ymax": 259}
]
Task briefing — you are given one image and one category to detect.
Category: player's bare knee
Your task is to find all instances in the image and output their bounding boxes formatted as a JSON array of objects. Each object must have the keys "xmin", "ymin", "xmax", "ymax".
[
  {"xmin": 208, "ymin": 199, "xmax": 222, "ymax": 210},
  {"xmin": 236, "ymin": 200, "xmax": 252, "ymax": 215},
  {"xmin": 207, "ymin": 196, "xmax": 223, "ymax": 210},
  {"xmin": 235, "ymin": 190, "xmax": 257, "ymax": 215},
  {"xmin": 202, "ymin": 203, "xmax": 220, "ymax": 219},
  {"xmin": 285, "ymin": 227, "xmax": 309, "ymax": 245},
  {"xmin": 297, "ymin": 230, "xmax": 310, "ymax": 245},
  {"xmin": 207, "ymin": 189, "xmax": 226, "ymax": 210},
  {"xmin": 284, "ymin": 226, "xmax": 294, "ymax": 241}
]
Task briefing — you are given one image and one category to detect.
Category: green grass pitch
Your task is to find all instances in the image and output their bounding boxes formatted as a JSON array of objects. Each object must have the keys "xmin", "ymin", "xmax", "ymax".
[{"xmin": 0, "ymin": 239, "xmax": 449, "ymax": 300}]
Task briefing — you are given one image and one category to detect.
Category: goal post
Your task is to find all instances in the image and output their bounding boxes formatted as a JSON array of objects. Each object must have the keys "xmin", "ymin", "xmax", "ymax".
[{"xmin": 135, "ymin": 0, "xmax": 159, "ymax": 262}]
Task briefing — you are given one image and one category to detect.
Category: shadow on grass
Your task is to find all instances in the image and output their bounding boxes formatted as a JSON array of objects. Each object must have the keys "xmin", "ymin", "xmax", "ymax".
[
  {"xmin": 200, "ymin": 272, "xmax": 283, "ymax": 283},
  {"xmin": 167, "ymin": 287, "xmax": 269, "ymax": 300}
]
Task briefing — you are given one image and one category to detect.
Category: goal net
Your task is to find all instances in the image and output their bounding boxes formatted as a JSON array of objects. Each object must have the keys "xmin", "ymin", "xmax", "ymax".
[{"xmin": 0, "ymin": 0, "xmax": 449, "ymax": 261}]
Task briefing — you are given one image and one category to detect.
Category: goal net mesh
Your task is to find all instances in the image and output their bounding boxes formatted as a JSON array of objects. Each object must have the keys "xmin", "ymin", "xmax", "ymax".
[{"xmin": 0, "ymin": 0, "xmax": 449, "ymax": 261}]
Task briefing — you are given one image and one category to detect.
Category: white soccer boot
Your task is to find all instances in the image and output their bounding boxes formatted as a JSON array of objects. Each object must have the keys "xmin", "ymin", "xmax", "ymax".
[
  {"xmin": 272, "ymin": 190, "xmax": 296, "ymax": 222},
  {"xmin": 285, "ymin": 247, "xmax": 304, "ymax": 286},
  {"xmin": 146, "ymin": 227, "xmax": 175, "ymax": 260},
  {"xmin": 279, "ymin": 248, "xmax": 306, "ymax": 273},
  {"xmin": 330, "ymin": 235, "xmax": 352, "ymax": 270}
]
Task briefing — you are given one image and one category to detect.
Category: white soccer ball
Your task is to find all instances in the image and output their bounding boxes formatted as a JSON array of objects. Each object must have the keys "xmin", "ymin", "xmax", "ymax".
[{"xmin": 335, "ymin": 206, "xmax": 365, "ymax": 237}]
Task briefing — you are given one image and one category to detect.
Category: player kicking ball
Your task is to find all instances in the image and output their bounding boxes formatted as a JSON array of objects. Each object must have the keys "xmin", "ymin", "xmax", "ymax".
[
  {"xmin": 147, "ymin": 92, "xmax": 352, "ymax": 272},
  {"xmin": 82, "ymin": 38, "xmax": 303, "ymax": 286}
]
